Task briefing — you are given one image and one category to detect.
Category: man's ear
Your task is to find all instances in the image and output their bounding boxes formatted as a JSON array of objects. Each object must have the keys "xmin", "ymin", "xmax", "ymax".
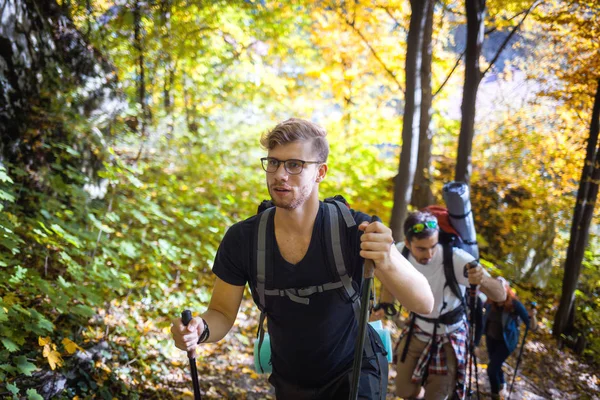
[
  {"xmin": 404, "ymin": 238, "xmax": 410, "ymax": 250},
  {"xmin": 316, "ymin": 163, "xmax": 328, "ymax": 183}
]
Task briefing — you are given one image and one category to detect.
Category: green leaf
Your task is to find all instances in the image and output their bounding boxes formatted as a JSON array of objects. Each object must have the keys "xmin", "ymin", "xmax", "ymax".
[
  {"xmin": 88, "ymin": 213, "xmax": 115, "ymax": 233},
  {"xmin": 1, "ymin": 338, "xmax": 19, "ymax": 352},
  {"xmin": 8, "ymin": 265, "xmax": 27, "ymax": 284},
  {"xmin": 14, "ymin": 356, "xmax": 36, "ymax": 376},
  {"xmin": 57, "ymin": 275, "xmax": 72, "ymax": 289},
  {"xmin": 50, "ymin": 224, "xmax": 82, "ymax": 248},
  {"xmin": 119, "ymin": 241, "xmax": 138, "ymax": 258},
  {"xmin": 72, "ymin": 304, "xmax": 95, "ymax": 318},
  {"xmin": 6, "ymin": 382, "xmax": 19, "ymax": 395},
  {"xmin": 37, "ymin": 221, "xmax": 53, "ymax": 235},
  {"xmin": 28, "ymin": 309, "xmax": 54, "ymax": 334},
  {"xmin": 26, "ymin": 388, "xmax": 44, "ymax": 400},
  {"xmin": 0, "ymin": 363, "xmax": 17, "ymax": 374},
  {"xmin": 0, "ymin": 167, "xmax": 14, "ymax": 184},
  {"xmin": 131, "ymin": 210, "xmax": 149, "ymax": 224},
  {"xmin": 40, "ymin": 209, "xmax": 52, "ymax": 219},
  {"xmin": 11, "ymin": 304, "xmax": 31, "ymax": 317},
  {"xmin": 0, "ymin": 190, "xmax": 15, "ymax": 202}
]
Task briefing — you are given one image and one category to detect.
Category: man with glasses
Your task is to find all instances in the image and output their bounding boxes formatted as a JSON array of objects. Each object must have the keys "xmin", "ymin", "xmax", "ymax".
[
  {"xmin": 375, "ymin": 211, "xmax": 506, "ymax": 400},
  {"xmin": 170, "ymin": 118, "xmax": 434, "ymax": 399}
]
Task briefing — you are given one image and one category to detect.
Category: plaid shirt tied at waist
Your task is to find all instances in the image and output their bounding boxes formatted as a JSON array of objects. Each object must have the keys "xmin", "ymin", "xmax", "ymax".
[{"xmin": 399, "ymin": 319, "xmax": 469, "ymax": 400}]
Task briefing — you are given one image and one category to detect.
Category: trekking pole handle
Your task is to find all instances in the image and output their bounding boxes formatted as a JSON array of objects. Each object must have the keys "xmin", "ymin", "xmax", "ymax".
[
  {"xmin": 465, "ymin": 260, "xmax": 478, "ymax": 297},
  {"xmin": 363, "ymin": 215, "xmax": 380, "ymax": 279},
  {"xmin": 181, "ymin": 309, "xmax": 203, "ymax": 400},
  {"xmin": 364, "ymin": 260, "xmax": 375, "ymax": 279},
  {"xmin": 182, "ymin": 309, "xmax": 193, "ymax": 325},
  {"xmin": 181, "ymin": 310, "xmax": 196, "ymax": 359}
]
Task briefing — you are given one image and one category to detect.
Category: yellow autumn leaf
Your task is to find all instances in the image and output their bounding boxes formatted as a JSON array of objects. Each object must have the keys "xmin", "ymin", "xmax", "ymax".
[
  {"xmin": 46, "ymin": 349, "xmax": 64, "ymax": 370},
  {"xmin": 43, "ymin": 344, "xmax": 51, "ymax": 357},
  {"xmin": 62, "ymin": 338, "xmax": 84, "ymax": 354},
  {"xmin": 39, "ymin": 336, "xmax": 52, "ymax": 346},
  {"xmin": 3, "ymin": 293, "xmax": 18, "ymax": 306}
]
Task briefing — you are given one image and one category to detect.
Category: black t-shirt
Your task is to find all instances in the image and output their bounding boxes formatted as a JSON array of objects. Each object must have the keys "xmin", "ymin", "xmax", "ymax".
[{"xmin": 212, "ymin": 202, "xmax": 370, "ymax": 387}]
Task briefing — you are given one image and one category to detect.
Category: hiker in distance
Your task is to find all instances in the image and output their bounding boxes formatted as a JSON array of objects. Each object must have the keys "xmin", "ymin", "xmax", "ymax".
[
  {"xmin": 170, "ymin": 118, "xmax": 434, "ymax": 399},
  {"xmin": 476, "ymin": 279, "xmax": 537, "ymax": 400},
  {"xmin": 375, "ymin": 210, "xmax": 507, "ymax": 400}
]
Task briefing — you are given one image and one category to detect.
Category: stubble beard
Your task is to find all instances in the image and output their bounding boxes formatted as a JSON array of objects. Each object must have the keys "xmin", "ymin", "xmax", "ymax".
[{"xmin": 269, "ymin": 184, "xmax": 313, "ymax": 210}]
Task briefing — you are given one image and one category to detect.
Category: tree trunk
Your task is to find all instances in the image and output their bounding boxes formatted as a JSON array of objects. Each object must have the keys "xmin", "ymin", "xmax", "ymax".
[
  {"xmin": 161, "ymin": 0, "xmax": 175, "ymax": 141},
  {"xmin": 390, "ymin": 0, "xmax": 430, "ymax": 241},
  {"xmin": 411, "ymin": 0, "xmax": 435, "ymax": 209},
  {"xmin": 455, "ymin": 0, "xmax": 486, "ymax": 185},
  {"xmin": 553, "ymin": 79, "xmax": 600, "ymax": 338},
  {"xmin": 183, "ymin": 72, "xmax": 198, "ymax": 134},
  {"xmin": 133, "ymin": 1, "xmax": 147, "ymax": 148}
]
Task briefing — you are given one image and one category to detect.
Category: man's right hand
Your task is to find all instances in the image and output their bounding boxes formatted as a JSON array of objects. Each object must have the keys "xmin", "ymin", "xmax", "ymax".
[{"xmin": 171, "ymin": 316, "xmax": 204, "ymax": 353}]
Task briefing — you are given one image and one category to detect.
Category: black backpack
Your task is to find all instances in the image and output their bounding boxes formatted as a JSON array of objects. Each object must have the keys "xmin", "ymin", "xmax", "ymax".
[{"xmin": 252, "ymin": 195, "xmax": 375, "ymax": 372}]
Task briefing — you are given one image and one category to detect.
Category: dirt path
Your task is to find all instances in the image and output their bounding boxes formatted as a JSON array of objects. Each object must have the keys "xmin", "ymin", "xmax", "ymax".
[{"xmin": 164, "ymin": 300, "xmax": 599, "ymax": 399}]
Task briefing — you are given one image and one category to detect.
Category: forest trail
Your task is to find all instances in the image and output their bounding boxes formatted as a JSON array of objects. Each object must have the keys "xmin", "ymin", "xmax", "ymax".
[{"xmin": 157, "ymin": 299, "xmax": 599, "ymax": 399}]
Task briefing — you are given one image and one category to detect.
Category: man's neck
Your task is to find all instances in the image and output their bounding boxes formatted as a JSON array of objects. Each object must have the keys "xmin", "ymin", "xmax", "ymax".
[{"xmin": 274, "ymin": 197, "xmax": 320, "ymax": 236}]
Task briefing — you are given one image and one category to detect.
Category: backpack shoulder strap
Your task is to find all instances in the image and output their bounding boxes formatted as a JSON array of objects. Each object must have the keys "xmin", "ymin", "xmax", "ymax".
[
  {"xmin": 324, "ymin": 196, "xmax": 356, "ymax": 228},
  {"xmin": 324, "ymin": 202, "xmax": 361, "ymax": 322},
  {"xmin": 255, "ymin": 206, "xmax": 273, "ymax": 372},
  {"xmin": 256, "ymin": 207, "xmax": 274, "ymax": 312},
  {"xmin": 401, "ymin": 245, "xmax": 410, "ymax": 259},
  {"xmin": 443, "ymin": 244, "xmax": 467, "ymax": 310}
]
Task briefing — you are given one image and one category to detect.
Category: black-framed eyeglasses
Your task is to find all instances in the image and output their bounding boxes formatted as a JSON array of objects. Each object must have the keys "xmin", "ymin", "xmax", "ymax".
[
  {"xmin": 260, "ymin": 157, "xmax": 322, "ymax": 175},
  {"xmin": 409, "ymin": 220, "xmax": 438, "ymax": 234}
]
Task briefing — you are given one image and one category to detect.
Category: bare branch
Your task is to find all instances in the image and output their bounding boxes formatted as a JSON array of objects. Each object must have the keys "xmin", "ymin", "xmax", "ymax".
[
  {"xmin": 433, "ymin": 50, "xmax": 465, "ymax": 98},
  {"xmin": 482, "ymin": 0, "xmax": 541, "ymax": 78},
  {"xmin": 334, "ymin": 8, "xmax": 405, "ymax": 94}
]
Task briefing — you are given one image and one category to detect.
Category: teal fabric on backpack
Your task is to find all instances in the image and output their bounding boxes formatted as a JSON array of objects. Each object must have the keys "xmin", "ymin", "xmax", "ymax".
[{"xmin": 254, "ymin": 321, "xmax": 393, "ymax": 373}]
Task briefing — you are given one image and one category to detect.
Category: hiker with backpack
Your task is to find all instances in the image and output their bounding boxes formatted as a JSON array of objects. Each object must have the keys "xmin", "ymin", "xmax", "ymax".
[
  {"xmin": 375, "ymin": 210, "xmax": 507, "ymax": 400},
  {"xmin": 170, "ymin": 118, "xmax": 434, "ymax": 399},
  {"xmin": 475, "ymin": 279, "xmax": 537, "ymax": 400}
]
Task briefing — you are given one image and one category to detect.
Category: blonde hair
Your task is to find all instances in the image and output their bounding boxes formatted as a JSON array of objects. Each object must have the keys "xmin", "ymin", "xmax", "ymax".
[{"xmin": 260, "ymin": 118, "xmax": 329, "ymax": 162}]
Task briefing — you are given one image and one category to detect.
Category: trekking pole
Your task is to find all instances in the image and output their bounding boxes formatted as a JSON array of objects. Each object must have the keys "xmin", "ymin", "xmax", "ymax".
[
  {"xmin": 349, "ymin": 216, "xmax": 379, "ymax": 400},
  {"xmin": 507, "ymin": 303, "xmax": 534, "ymax": 400},
  {"xmin": 467, "ymin": 284, "xmax": 480, "ymax": 400},
  {"xmin": 181, "ymin": 310, "xmax": 202, "ymax": 400}
]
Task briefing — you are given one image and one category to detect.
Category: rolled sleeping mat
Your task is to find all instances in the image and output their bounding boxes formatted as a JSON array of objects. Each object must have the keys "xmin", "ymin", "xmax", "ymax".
[
  {"xmin": 442, "ymin": 181, "xmax": 479, "ymax": 260},
  {"xmin": 253, "ymin": 320, "xmax": 393, "ymax": 374}
]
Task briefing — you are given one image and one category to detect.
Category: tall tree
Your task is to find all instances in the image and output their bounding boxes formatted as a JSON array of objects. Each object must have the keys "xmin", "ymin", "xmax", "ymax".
[
  {"xmin": 133, "ymin": 0, "xmax": 148, "ymax": 159},
  {"xmin": 411, "ymin": 0, "xmax": 435, "ymax": 209},
  {"xmin": 161, "ymin": 0, "xmax": 176, "ymax": 141},
  {"xmin": 455, "ymin": 0, "xmax": 540, "ymax": 184},
  {"xmin": 390, "ymin": 0, "xmax": 431, "ymax": 241},
  {"xmin": 554, "ymin": 79, "xmax": 600, "ymax": 338},
  {"xmin": 454, "ymin": 0, "xmax": 485, "ymax": 184}
]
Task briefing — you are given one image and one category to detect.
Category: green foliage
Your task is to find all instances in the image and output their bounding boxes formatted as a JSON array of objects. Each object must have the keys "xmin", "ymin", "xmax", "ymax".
[{"xmin": 2, "ymin": 0, "xmax": 600, "ymax": 396}]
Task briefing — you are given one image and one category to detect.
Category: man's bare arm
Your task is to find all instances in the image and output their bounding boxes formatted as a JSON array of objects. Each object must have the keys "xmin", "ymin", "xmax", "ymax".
[
  {"xmin": 466, "ymin": 261, "xmax": 506, "ymax": 303},
  {"xmin": 373, "ymin": 244, "xmax": 434, "ymax": 315},
  {"xmin": 171, "ymin": 277, "xmax": 244, "ymax": 352}
]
